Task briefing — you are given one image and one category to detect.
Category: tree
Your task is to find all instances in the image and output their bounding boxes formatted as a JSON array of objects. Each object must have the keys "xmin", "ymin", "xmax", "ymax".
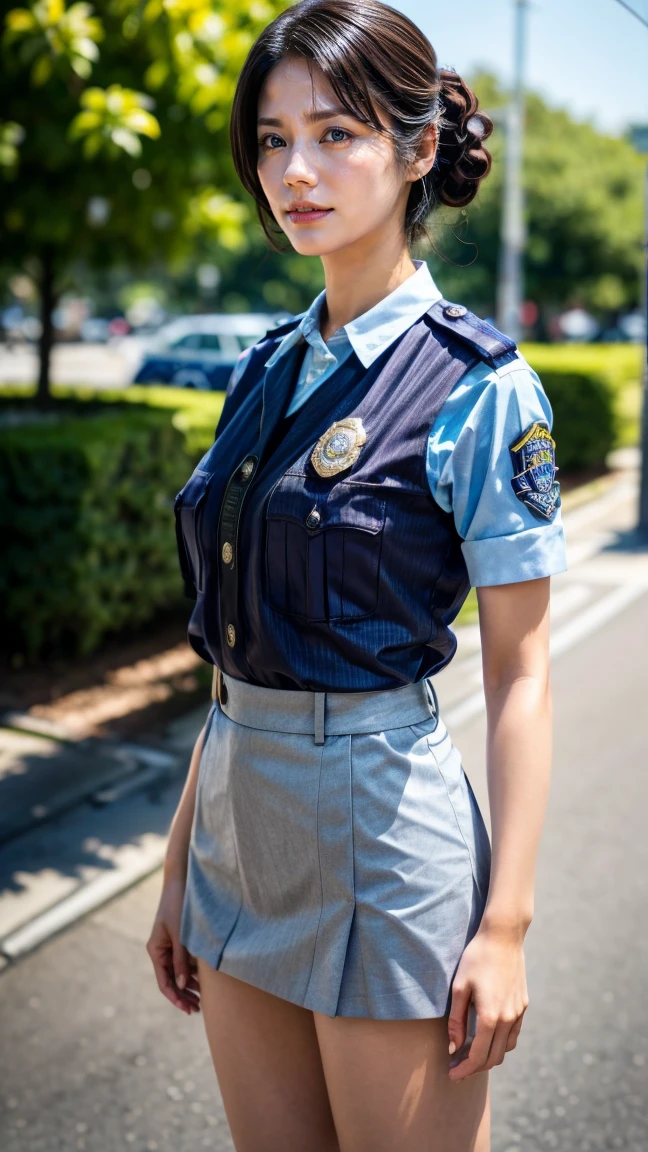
[
  {"xmin": 426, "ymin": 72, "xmax": 645, "ymax": 326},
  {"xmin": 0, "ymin": 0, "xmax": 288, "ymax": 401}
]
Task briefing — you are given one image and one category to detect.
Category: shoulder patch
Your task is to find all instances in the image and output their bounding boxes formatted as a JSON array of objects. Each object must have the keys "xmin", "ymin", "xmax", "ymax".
[
  {"xmin": 509, "ymin": 421, "xmax": 561, "ymax": 521},
  {"xmin": 426, "ymin": 299, "xmax": 517, "ymax": 367}
]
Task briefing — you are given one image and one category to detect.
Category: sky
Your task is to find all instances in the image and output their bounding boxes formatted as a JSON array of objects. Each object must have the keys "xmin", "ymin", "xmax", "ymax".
[{"xmin": 396, "ymin": 0, "xmax": 648, "ymax": 138}]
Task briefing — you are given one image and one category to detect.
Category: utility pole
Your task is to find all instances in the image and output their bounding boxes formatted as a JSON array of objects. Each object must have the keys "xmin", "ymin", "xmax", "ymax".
[
  {"xmin": 616, "ymin": 1, "xmax": 648, "ymax": 533},
  {"xmin": 496, "ymin": 0, "xmax": 528, "ymax": 343},
  {"xmin": 630, "ymin": 126, "xmax": 648, "ymax": 534}
]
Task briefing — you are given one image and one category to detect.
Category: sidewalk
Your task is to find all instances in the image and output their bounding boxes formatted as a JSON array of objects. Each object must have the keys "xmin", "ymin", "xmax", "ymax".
[
  {"xmin": 1, "ymin": 457, "xmax": 647, "ymax": 968},
  {"xmin": 0, "ymin": 705, "xmax": 208, "ymax": 965}
]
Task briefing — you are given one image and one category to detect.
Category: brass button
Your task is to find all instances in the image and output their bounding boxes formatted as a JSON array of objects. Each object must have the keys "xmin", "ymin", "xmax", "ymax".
[
  {"xmin": 306, "ymin": 507, "xmax": 321, "ymax": 528},
  {"xmin": 443, "ymin": 304, "xmax": 467, "ymax": 320},
  {"xmin": 241, "ymin": 459, "xmax": 255, "ymax": 481},
  {"xmin": 222, "ymin": 541, "xmax": 233, "ymax": 564},
  {"xmin": 226, "ymin": 623, "xmax": 236, "ymax": 647}
]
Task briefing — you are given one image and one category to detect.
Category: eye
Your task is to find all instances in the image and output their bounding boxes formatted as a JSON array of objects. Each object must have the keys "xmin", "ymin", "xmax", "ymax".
[
  {"xmin": 258, "ymin": 133, "xmax": 285, "ymax": 150},
  {"xmin": 322, "ymin": 125, "xmax": 353, "ymax": 144}
]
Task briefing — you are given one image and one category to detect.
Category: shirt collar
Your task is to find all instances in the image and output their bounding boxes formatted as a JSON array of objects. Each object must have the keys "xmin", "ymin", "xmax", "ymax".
[{"xmin": 264, "ymin": 259, "xmax": 443, "ymax": 370}]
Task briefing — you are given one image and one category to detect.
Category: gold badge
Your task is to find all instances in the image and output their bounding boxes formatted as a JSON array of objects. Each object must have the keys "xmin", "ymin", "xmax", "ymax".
[{"xmin": 311, "ymin": 418, "xmax": 366, "ymax": 478}]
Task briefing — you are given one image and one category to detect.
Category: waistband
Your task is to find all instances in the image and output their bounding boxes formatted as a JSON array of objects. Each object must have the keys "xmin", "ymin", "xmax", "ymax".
[{"xmin": 211, "ymin": 666, "xmax": 438, "ymax": 744}]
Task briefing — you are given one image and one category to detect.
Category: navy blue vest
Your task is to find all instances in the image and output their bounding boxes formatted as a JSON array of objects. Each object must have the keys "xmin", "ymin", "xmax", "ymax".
[{"xmin": 174, "ymin": 301, "xmax": 516, "ymax": 691}]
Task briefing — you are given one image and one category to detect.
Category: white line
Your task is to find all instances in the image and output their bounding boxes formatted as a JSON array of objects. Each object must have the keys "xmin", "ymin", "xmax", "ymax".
[
  {"xmin": 549, "ymin": 582, "xmax": 646, "ymax": 658},
  {"xmin": 562, "ymin": 480, "xmax": 636, "ymax": 533},
  {"xmin": 444, "ymin": 689, "xmax": 486, "ymax": 729},
  {"xmin": 444, "ymin": 583, "xmax": 647, "ymax": 731},
  {"xmin": 0, "ymin": 842, "xmax": 166, "ymax": 960},
  {"xmin": 548, "ymin": 582, "xmax": 592, "ymax": 620}
]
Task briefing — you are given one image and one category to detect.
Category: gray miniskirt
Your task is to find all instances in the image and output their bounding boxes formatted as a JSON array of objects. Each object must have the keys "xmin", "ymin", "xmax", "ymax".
[{"xmin": 180, "ymin": 670, "xmax": 491, "ymax": 1021}]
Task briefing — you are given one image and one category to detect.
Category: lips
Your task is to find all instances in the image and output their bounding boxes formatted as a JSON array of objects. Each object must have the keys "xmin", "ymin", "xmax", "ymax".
[{"xmin": 287, "ymin": 204, "xmax": 334, "ymax": 223}]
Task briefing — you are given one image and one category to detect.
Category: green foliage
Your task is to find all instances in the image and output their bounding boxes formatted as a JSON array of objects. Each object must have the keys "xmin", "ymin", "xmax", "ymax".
[
  {"xmin": 0, "ymin": 386, "xmax": 225, "ymax": 661},
  {"xmin": 521, "ymin": 342, "xmax": 643, "ymax": 448},
  {"xmin": 539, "ymin": 371, "xmax": 616, "ymax": 472},
  {"xmin": 0, "ymin": 0, "xmax": 288, "ymax": 281},
  {"xmin": 0, "ymin": 404, "xmax": 182, "ymax": 658},
  {"xmin": 424, "ymin": 73, "xmax": 645, "ymax": 320}
]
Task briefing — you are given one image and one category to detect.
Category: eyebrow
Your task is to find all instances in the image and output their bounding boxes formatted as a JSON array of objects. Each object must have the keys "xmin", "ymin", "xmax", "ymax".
[{"xmin": 257, "ymin": 105, "xmax": 351, "ymax": 127}]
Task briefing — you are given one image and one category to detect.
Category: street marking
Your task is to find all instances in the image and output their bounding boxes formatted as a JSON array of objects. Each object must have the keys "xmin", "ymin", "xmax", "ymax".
[
  {"xmin": 444, "ymin": 582, "xmax": 647, "ymax": 730},
  {"xmin": 549, "ymin": 582, "xmax": 592, "ymax": 619},
  {"xmin": 0, "ymin": 838, "xmax": 167, "ymax": 961},
  {"xmin": 549, "ymin": 582, "xmax": 647, "ymax": 658},
  {"xmin": 562, "ymin": 479, "xmax": 636, "ymax": 532}
]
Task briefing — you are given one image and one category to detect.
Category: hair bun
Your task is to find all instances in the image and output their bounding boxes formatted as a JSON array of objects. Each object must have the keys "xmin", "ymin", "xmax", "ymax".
[{"xmin": 433, "ymin": 69, "xmax": 493, "ymax": 208}]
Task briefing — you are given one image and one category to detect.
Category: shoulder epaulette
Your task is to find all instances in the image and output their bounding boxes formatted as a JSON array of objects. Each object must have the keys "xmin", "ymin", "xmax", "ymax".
[{"xmin": 425, "ymin": 300, "xmax": 517, "ymax": 368}]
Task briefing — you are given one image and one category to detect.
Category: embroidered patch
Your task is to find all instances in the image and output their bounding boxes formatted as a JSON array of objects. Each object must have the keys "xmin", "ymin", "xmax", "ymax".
[{"xmin": 509, "ymin": 421, "xmax": 561, "ymax": 521}]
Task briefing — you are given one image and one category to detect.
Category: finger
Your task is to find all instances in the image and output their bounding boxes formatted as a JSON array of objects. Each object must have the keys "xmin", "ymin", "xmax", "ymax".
[
  {"xmin": 157, "ymin": 961, "xmax": 190, "ymax": 1011},
  {"xmin": 150, "ymin": 945, "xmax": 192, "ymax": 1012},
  {"xmin": 164, "ymin": 953, "xmax": 202, "ymax": 1013},
  {"xmin": 483, "ymin": 1020, "xmax": 512, "ymax": 1070},
  {"xmin": 449, "ymin": 1010, "xmax": 496, "ymax": 1081},
  {"xmin": 447, "ymin": 981, "xmax": 471, "ymax": 1056},
  {"xmin": 180, "ymin": 989, "xmax": 201, "ymax": 1011},
  {"xmin": 172, "ymin": 941, "xmax": 192, "ymax": 991},
  {"xmin": 505, "ymin": 1015, "xmax": 525, "ymax": 1052}
]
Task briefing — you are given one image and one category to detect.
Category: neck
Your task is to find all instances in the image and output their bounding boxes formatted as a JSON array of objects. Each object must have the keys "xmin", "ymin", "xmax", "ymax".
[{"xmin": 318, "ymin": 228, "xmax": 417, "ymax": 342}]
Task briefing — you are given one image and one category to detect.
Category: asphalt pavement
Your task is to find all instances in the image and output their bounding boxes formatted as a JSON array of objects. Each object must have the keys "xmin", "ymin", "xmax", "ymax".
[{"xmin": 1, "ymin": 468, "xmax": 647, "ymax": 1151}]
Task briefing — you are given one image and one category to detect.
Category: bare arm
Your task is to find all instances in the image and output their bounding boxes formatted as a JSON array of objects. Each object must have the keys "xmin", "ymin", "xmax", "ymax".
[
  {"xmin": 448, "ymin": 576, "xmax": 553, "ymax": 1080},
  {"xmin": 146, "ymin": 711, "xmax": 211, "ymax": 1015},
  {"xmin": 163, "ymin": 715, "xmax": 210, "ymax": 884}
]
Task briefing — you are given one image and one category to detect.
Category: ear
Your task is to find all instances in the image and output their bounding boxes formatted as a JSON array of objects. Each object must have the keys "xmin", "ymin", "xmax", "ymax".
[{"xmin": 409, "ymin": 123, "xmax": 438, "ymax": 183}]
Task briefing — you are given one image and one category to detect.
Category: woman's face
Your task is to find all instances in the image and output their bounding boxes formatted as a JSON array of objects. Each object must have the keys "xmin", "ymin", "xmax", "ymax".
[{"xmin": 256, "ymin": 54, "xmax": 416, "ymax": 257}]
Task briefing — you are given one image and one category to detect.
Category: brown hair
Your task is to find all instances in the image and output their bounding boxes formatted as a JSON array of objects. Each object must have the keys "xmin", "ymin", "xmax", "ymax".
[{"xmin": 230, "ymin": 0, "xmax": 493, "ymax": 250}]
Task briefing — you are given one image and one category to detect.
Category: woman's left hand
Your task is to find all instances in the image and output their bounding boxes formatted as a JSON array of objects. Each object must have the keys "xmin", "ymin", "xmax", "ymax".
[{"xmin": 446, "ymin": 921, "xmax": 529, "ymax": 1081}]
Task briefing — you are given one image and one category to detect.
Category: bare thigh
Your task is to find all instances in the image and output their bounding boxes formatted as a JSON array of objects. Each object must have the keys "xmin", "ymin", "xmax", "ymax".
[
  {"xmin": 195, "ymin": 958, "xmax": 339, "ymax": 1152},
  {"xmin": 314, "ymin": 1013, "xmax": 490, "ymax": 1152}
]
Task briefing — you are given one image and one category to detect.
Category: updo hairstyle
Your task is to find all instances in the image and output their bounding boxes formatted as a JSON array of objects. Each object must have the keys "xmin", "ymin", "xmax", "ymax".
[{"xmin": 230, "ymin": 0, "xmax": 493, "ymax": 249}]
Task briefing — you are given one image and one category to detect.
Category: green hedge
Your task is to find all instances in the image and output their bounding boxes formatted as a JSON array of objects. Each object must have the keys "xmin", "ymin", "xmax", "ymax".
[
  {"xmin": 536, "ymin": 370, "xmax": 616, "ymax": 472},
  {"xmin": 521, "ymin": 342, "xmax": 642, "ymax": 450},
  {"xmin": 0, "ymin": 389, "xmax": 224, "ymax": 661}
]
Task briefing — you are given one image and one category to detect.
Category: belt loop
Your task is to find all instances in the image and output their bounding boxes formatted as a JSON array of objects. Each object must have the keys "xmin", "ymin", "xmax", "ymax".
[
  {"xmin": 425, "ymin": 676, "xmax": 439, "ymax": 716},
  {"xmin": 213, "ymin": 665, "xmax": 227, "ymax": 706},
  {"xmin": 313, "ymin": 692, "xmax": 326, "ymax": 745}
]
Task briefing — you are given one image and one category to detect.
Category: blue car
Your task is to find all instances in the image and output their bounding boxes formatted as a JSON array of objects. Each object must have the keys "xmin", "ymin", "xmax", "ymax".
[{"xmin": 132, "ymin": 311, "xmax": 292, "ymax": 390}]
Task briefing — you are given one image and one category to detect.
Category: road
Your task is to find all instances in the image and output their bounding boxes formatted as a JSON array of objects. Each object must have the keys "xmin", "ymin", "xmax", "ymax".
[
  {"xmin": 1, "ymin": 473, "xmax": 647, "ymax": 1151},
  {"xmin": 0, "ymin": 341, "xmax": 144, "ymax": 389}
]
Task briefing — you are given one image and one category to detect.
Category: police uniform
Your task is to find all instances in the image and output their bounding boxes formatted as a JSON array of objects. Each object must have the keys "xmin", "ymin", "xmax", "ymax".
[{"xmin": 175, "ymin": 260, "xmax": 567, "ymax": 1020}]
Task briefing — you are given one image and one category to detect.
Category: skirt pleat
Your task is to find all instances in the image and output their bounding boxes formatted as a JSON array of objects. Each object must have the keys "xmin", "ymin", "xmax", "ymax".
[{"xmin": 180, "ymin": 679, "xmax": 491, "ymax": 1020}]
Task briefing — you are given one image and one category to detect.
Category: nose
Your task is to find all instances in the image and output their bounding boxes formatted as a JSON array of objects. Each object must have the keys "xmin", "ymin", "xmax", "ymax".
[{"xmin": 283, "ymin": 145, "xmax": 317, "ymax": 189}]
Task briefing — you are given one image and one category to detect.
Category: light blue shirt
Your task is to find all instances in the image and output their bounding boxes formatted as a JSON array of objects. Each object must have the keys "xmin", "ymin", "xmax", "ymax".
[{"xmin": 228, "ymin": 260, "xmax": 567, "ymax": 587}]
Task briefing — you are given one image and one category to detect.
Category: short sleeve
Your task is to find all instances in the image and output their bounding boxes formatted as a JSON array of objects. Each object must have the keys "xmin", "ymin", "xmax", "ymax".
[{"xmin": 426, "ymin": 353, "xmax": 568, "ymax": 587}]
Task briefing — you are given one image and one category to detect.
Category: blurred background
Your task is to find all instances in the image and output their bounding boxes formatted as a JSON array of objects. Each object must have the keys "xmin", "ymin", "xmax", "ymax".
[{"xmin": 0, "ymin": 2, "xmax": 647, "ymax": 1150}]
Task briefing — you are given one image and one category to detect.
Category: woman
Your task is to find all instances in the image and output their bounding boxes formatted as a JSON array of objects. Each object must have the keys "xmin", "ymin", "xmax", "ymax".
[{"xmin": 147, "ymin": 2, "xmax": 566, "ymax": 1148}]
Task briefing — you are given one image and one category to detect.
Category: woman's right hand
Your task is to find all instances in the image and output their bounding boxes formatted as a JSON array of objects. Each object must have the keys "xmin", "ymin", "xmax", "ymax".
[{"xmin": 146, "ymin": 877, "xmax": 201, "ymax": 1016}]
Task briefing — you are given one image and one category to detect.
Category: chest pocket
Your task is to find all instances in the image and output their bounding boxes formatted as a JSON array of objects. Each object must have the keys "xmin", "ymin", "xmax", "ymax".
[
  {"xmin": 174, "ymin": 469, "xmax": 214, "ymax": 595},
  {"xmin": 265, "ymin": 474, "xmax": 386, "ymax": 622}
]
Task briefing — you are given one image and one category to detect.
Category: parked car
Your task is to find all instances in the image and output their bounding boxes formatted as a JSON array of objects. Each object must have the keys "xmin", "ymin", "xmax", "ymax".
[{"xmin": 131, "ymin": 311, "xmax": 292, "ymax": 390}]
